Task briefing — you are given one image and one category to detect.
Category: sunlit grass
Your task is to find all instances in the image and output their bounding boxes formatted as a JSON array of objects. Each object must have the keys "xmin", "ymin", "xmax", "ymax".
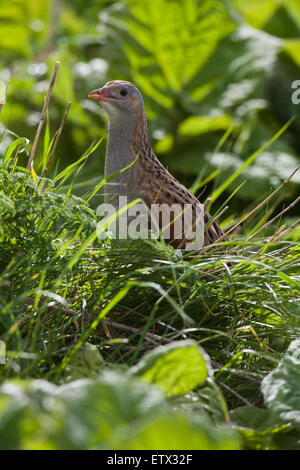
[
  {"xmin": 1, "ymin": 142, "xmax": 299, "ymax": 412},
  {"xmin": 0, "ymin": 86, "xmax": 300, "ymax": 448}
]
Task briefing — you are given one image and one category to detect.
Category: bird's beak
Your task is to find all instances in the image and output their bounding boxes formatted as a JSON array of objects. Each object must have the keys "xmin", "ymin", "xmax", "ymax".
[{"xmin": 88, "ymin": 87, "xmax": 111, "ymax": 102}]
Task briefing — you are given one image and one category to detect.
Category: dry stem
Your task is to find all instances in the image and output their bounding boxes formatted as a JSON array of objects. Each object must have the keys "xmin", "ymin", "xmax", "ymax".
[
  {"xmin": 40, "ymin": 100, "xmax": 71, "ymax": 190},
  {"xmin": 204, "ymin": 163, "xmax": 300, "ymax": 250},
  {"xmin": 26, "ymin": 61, "xmax": 60, "ymax": 170}
]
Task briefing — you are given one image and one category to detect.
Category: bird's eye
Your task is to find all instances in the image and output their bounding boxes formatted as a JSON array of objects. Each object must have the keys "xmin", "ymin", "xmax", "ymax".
[{"xmin": 120, "ymin": 89, "xmax": 128, "ymax": 97}]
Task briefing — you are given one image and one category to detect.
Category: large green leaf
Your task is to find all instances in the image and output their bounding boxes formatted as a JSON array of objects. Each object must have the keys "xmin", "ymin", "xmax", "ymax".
[
  {"xmin": 100, "ymin": 0, "xmax": 235, "ymax": 96},
  {"xmin": 230, "ymin": 406, "xmax": 294, "ymax": 450},
  {"xmin": 0, "ymin": 372, "xmax": 165, "ymax": 449},
  {"xmin": 118, "ymin": 414, "xmax": 239, "ymax": 450},
  {"xmin": 0, "ymin": 372, "xmax": 239, "ymax": 450},
  {"xmin": 261, "ymin": 340, "xmax": 300, "ymax": 429},
  {"xmin": 2, "ymin": 137, "xmax": 30, "ymax": 168},
  {"xmin": 232, "ymin": 0, "xmax": 280, "ymax": 29},
  {"xmin": 131, "ymin": 340, "xmax": 213, "ymax": 396}
]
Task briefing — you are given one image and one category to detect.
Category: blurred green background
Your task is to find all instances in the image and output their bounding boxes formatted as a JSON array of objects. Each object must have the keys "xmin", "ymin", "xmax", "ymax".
[{"xmin": 1, "ymin": 0, "xmax": 300, "ymax": 213}]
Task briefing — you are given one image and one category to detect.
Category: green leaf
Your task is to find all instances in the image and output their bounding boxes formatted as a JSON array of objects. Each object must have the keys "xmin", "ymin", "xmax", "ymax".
[
  {"xmin": 232, "ymin": 0, "xmax": 280, "ymax": 29},
  {"xmin": 0, "ymin": 372, "xmax": 165, "ymax": 450},
  {"xmin": 261, "ymin": 339, "xmax": 300, "ymax": 429},
  {"xmin": 179, "ymin": 114, "xmax": 231, "ymax": 137},
  {"xmin": 101, "ymin": 0, "xmax": 235, "ymax": 95},
  {"xmin": 63, "ymin": 343, "xmax": 104, "ymax": 382},
  {"xmin": 230, "ymin": 406, "xmax": 285, "ymax": 432},
  {"xmin": 131, "ymin": 340, "xmax": 213, "ymax": 397},
  {"xmin": 118, "ymin": 414, "xmax": 239, "ymax": 450},
  {"xmin": 230, "ymin": 406, "xmax": 295, "ymax": 450},
  {"xmin": 171, "ymin": 383, "xmax": 229, "ymax": 424},
  {"xmin": 30, "ymin": 163, "xmax": 38, "ymax": 185},
  {"xmin": 2, "ymin": 137, "xmax": 30, "ymax": 168},
  {"xmin": 0, "ymin": 191, "xmax": 15, "ymax": 215},
  {"xmin": 53, "ymin": 138, "xmax": 103, "ymax": 183},
  {"xmin": 283, "ymin": 39, "xmax": 300, "ymax": 67},
  {"xmin": 0, "ymin": 372, "xmax": 239, "ymax": 450},
  {"xmin": 209, "ymin": 117, "xmax": 294, "ymax": 205}
]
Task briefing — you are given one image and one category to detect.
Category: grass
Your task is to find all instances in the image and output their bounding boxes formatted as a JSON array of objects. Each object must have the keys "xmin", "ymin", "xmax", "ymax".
[{"xmin": 0, "ymin": 78, "xmax": 300, "ymax": 449}]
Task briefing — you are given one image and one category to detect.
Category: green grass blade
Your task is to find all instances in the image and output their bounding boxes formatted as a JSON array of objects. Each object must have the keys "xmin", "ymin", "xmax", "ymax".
[
  {"xmin": 209, "ymin": 118, "xmax": 295, "ymax": 205},
  {"xmin": 53, "ymin": 138, "xmax": 103, "ymax": 183},
  {"xmin": 85, "ymin": 154, "xmax": 140, "ymax": 203}
]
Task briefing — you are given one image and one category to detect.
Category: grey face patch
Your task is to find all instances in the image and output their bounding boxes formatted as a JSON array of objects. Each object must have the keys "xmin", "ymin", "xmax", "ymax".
[{"xmin": 101, "ymin": 82, "xmax": 145, "ymax": 119}]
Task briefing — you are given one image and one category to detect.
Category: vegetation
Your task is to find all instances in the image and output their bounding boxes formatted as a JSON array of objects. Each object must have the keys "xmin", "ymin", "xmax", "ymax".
[{"xmin": 0, "ymin": 0, "xmax": 300, "ymax": 450}]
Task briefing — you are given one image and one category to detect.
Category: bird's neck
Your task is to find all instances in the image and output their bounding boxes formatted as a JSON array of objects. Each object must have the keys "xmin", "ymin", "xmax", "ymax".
[{"xmin": 105, "ymin": 110, "xmax": 152, "ymax": 178}]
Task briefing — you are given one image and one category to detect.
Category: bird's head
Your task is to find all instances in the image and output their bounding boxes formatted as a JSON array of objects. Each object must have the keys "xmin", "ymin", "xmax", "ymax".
[{"xmin": 88, "ymin": 80, "xmax": 145, "ymax": 121}]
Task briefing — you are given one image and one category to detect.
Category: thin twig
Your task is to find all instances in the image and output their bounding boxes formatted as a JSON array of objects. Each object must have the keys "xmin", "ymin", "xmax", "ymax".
[
  {"xmin": 274, "ymin": 241, "xmax": 297, "ymax": 257},
  {"xmin": 102, "ymin": 320, "xmax": 113, "ymax": 340},
  {"xmin": 220, "ymin": 382, "xmax": 255, "ymax": 407},
  {"xmin": 40, "ymin": 100, "xmax": 71, "ymax": 190},
  {"xmin": 250, "ymin": 219, "xmax": 299, "ymax": 260},
  {"xmin": 196, "ymin": 185, "xmax": 207, "ymax": 202},
  {"xmin": 105, "ymin": 320, "xmax": 171, "ymax": 344},
  {"xmin": 247, "ymin": 194, "xmax": 300, "ymax": 241},
  {"xmin": 178, "ymin": 205, "xmax": 229, "ymax": 250},
  {"xmin": 26, "ymin": 61, "xmax": 60, "ymax": 170},
  {"xmin": 208, "ymin": 205, "xmax": 229, "ymax": 225},
  {"xmin": 271, "ymin": 218, "xmax": 300, "ymax": 242},
  {"xmin": 204, "ymin": 163, "xmax": 300, "ymax": 249},
  {"xmin": 252, "ymin": 225, "xmax": 286, "ymax": 257},
  {"xmin": 107, "ymin": 344, "xmax": 151, "ymax": 352},
  {"xmin": 24, "ymin": 296, "xmax": 75, "ymax": 315},
  {"xmin": 11, "ymin": 146, "xmax": 20, "ymax": 170},
  {"xmin": 23, "ymin": 300, "xmax": 170, "ymax": 346}
]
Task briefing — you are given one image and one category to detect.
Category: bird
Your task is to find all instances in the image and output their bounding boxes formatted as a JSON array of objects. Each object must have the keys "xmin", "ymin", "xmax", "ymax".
[{"xmin": 88, "ymin": 80, "xmax": 226, "ymax": 250}]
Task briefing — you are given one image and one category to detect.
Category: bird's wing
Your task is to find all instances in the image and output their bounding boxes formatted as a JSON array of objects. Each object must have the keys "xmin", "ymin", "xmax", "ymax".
[{"xmin": 137, "ymin": 154, "xmax": 226, "ymax": 247}]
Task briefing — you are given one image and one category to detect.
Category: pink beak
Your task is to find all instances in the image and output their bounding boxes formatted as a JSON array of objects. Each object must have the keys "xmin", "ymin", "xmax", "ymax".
[{"xmin": 88, "ymin": 87, "xmax": 112, "ymax": 102}]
